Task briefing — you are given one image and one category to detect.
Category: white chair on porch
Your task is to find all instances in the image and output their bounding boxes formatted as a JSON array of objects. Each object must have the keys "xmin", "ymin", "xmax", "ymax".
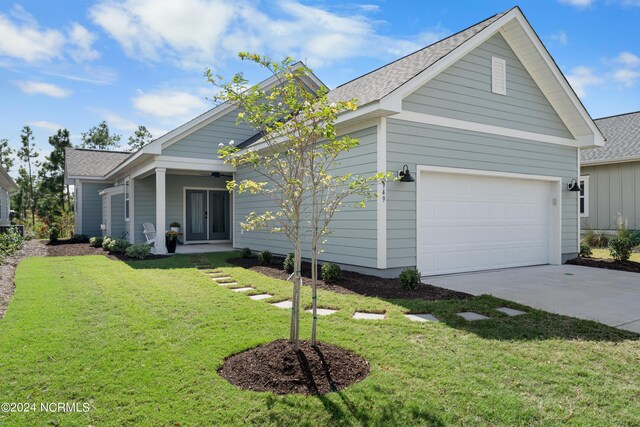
[{"xmin": 143, "ymin": 222, "xmax": 156, "ymax": 245}]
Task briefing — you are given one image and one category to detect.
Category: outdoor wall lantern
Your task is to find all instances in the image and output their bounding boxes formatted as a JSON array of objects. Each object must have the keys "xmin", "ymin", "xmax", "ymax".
[
  {"xmin": 398, "ymin": 164, "xmax": 415, "ymax": 183},
  {"xmin": 567, "ymin": 178, "xmax": 582, "ymax": 192}
]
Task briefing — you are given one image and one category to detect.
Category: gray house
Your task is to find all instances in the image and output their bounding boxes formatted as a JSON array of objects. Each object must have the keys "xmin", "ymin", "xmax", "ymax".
[
  {"xmin": 66, "ymin": 7, "xmax": 604, "ymax": 277},
  {"xmin": 0, "ymin": 165, "xmax": 18, "ymax": 227},
  {"xmin": 580, "ymin": 111, "xmax": 640, "ymax": 231}
]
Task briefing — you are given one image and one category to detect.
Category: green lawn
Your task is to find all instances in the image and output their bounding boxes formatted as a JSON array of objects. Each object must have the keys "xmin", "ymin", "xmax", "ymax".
[
  {"xmin": 0, "ymin": 253, "xmax": 639, "ymax": 426},
  {"xmin": 591, "ymin": 248, "xmax": 640, "ymax": 262}
]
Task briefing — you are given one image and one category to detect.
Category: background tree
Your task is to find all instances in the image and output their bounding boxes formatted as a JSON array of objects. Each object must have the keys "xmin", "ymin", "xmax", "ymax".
[
  {"xmin": 0, "ymin": 138, "xmax": 14, "ymax": 172},
  {"xmin": 11, "ymin": 167, "xmax": 30, "ymax": 220},
  {"xmin": 127, "ymin": 125, "xmax": 153, "ymax": 151},
  {"xmin": 17, "ymin": 126, "xmax": 40, "ymax": 227},
  {"xmin": 38, "ymin": 129, "xmax": 72, "ymax": 224},
  {"xmin": 80, "ymin": 121, "xmax": 121, "ymax": 150}
]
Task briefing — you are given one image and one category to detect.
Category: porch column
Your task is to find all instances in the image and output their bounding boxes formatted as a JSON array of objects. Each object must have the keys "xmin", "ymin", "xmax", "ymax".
[{"xmin": 154, "ymin": 168, "xmax": 167, "ymax": 254}]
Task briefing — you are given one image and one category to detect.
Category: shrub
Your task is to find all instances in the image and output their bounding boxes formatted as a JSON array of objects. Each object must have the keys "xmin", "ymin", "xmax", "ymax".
[
  {"xmin": 102, "ymin": 237, "xmax": 112, "ymax": 249},
  {"xmin": 89, "ymin": 236, "xmax": 103, "ymax": 248},
  {"xmin": 49, "ymin": 224, "xmax": 60, "ymax": 243},
  {"xmin": 71, "ymin": 234, "xmax": 90, "ymax": 243},
  {"xmin": 399, "ymin": 268, "xmax": 421, "ymax": 291},
  {"xmin": 258, "ymin": 250, "xmax": 273, "ymax": 265},
  {"xmin": 321, "ymin": 263, "xmax": 342, "ymax": 284},
  {"xmin": 284, "ymin": 252, "xmax": 295, "ymax": 274},
  {"xmin": 107, "ymin": 239, "xmax": 117, "ymax": 252},
  {"xmin": 240, "ymin": 247, "xmax": 252, "ymax": 258},
  {"xmin": 0, "ymin": 228, "xmax": 24, "ymax": 260},
  {"xmin": 579, "ymin": 243, "xmax": 592, "ymax": 257},
  {"xmin": 581, "ymin": 230, "xmax": 610, "ymax": 248},
  {"xmin": 629, "ymin": 230, "xmax": 640, "ymax": 247},
  {"xmin": 609, "ymin": 236, "xmax": 633, "ymax": 262},
  {"xmin": 111, "ymin": 238, "xmax": 131, "ymax": 254},
  {"xmin": 126, "ymin": 243, "xmax": 151, "ymax": 260}
]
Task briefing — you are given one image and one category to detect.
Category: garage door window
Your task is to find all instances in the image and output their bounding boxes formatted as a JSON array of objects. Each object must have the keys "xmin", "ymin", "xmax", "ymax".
[{"xmin": 579, "ymin": 176, "xmax": 589, "ymax": 218}]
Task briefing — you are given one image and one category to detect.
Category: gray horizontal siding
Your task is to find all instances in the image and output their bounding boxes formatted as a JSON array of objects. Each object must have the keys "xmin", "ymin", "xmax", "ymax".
[
  {"xmin": 101, "ymin": 194, "xmax": 108, "ymax": 237},
  {"xmin": 110, "ymin": 194, "xmax": 127, "ymax": 239},
  {"xmin": 0, "ymin": 187, "xmax": 9, "ymax": 225},
  {"xmin": 82, "ymin": 182, "xmax": 110, "ymax": 238},
  {"xmin": 403, "ymin": 33, "xmax": 573, "ymax": 139},
  {"xmin": 386, "ymin": 118, "xmax": 579, "ymax": 269},
  {"xmin": 233, "ymin": 126, "xmax": 379, "ymax": 268},
  {"xmin": 163, "ymin": 112, "xmax": 257, "ymax": 160},
  {"xmin": 133, "ymin": 175, "xmax": 155, "ymax": 244},
  {"xmin": 581, "ymin": 161, "xmax": 640, "ymax": 230}
]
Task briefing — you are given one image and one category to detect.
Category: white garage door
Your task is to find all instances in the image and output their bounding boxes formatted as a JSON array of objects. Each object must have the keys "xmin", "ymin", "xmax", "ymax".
[{"xmin": 418, "ymin": 171, "xmax": 553, "ymax": 276}]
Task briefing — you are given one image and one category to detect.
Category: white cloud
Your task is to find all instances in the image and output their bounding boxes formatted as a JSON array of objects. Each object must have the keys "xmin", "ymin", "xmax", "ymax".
[
  {"xmin": 558, "ymin": 0, "xmax": 594, "ymax": 6},
  {"xmin": 566, "ymin": 66, "xmax": 603, "ymax": 97},
  {"xmin": 30, "ymin": 120, "xmax": 64, "ymax": 132},
  {"xmin": 550, "ymin": 31, "xmax": 568, "ymax": 46},
  {"xmin": 90, "ymin": 0, "xmax": 448, "ymax": 69},
  {"xmin": 613, "ymin": 69, "xmax": 640, "ymax": 86},
  {"xmin": 616, "ymin": 51, "xmax": 640, "ymax": 67},
  {"xmin": 68, "ymin": 23, "xmax": 100, "ymax": 62},
  {"xmin": 15, "ymin": 80, "xmax": 72, "ymax": 98},
  {"xmin": 132, "ymin": 89, "xmax": 207, "ymax": 120},
  {"xmin": 620, "ymin": 0, "xmax": 640, "ymax": 6}
]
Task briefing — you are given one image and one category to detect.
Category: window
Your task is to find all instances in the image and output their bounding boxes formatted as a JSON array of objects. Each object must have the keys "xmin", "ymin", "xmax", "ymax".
[
  {"xmin": 492, "ymin": 56, "xmax": 506, "ymax": 95},
  {"xmin": 579, "ymin": 176, "xmax": 589, "ymax": 217},
  {"xmin": 124, "ymin": 178, "xmax": 130, "ymax": 221}
]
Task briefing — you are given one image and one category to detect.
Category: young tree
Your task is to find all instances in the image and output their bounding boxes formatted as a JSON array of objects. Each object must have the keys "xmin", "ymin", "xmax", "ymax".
[
  {"xmin": 39, "ymin": 129, "xmax": 72, "ymax": 221},
  {"xmin": 0, "ymin": 138, "xmax": 14, "ymax": 172},
  {"xmin": 127, "ymin": 125, "xmax": 153, "ymax": 151},
  {"xmin": 80, "ymin": 121, "xmax": 121, "ymax": 150},
  {"xmin": 212, "ymin": 54, "xmax": 390, "ymax": 349},
  {"xmin": 17, "ymin": 126, "xmax": 40, "ymax": 227}
]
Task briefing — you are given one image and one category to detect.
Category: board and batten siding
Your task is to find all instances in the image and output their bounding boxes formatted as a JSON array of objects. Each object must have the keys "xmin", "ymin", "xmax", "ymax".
[
  {"xmin": 0, "ymin": 187, "xmax": 9, "ymax": 225},
  {"xmin": 233, "ymin": 126, "xmax": 379, "ymax": 268},
  {"xmin": 385, "ymin": 118, "xmax": 579, "ymax": 269},
  {"xmin": 162, "ymin": 112, "xmax": 257, "ymax": 160},
  {"xmin": 133, "ymin": 175, "xmax": 155, "ymax": 244},
  {"xmin": 403, "ymin": 33, "xmax": 573, "ymax": 139},
  {"xmin": 101, "ymin": 194, "xmax": 108, "ymax": 237},
  {"xmin": 110, "ymin": 193, "xmax": 127, "ymax": 239},
  {"xmin": 82, "ymin": 182, "xmax": 111, "ymax": 237},
  {"xmin": 581, "ymin": 161, "xmax": 640, "ymax": 230}
]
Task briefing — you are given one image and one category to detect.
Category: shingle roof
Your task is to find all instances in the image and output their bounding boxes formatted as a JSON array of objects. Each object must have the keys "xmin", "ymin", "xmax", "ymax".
[
  {"xmin": 581, "ymin": 111, "xmax": 640, "ymax": 163},
  {"xmin": 327, "ymin": 9, "xmax": 510, "ymax": 105},
  {"xmin": 65, "ymin": 148, "xmax": 131, "ymax": 178}
]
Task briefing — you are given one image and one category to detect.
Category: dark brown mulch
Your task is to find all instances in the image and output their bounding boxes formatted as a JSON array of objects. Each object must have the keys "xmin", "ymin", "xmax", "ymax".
[
  {"xmin": 567, "ymin": 256, "xmax": 640, "ymax": 273},
  {"xmin": 227, "ymin": 256, "xmax": 471, "ymax": 301},
  {"xmin": 46, "ymin": 239, "xmax": 169, "ymax": 261},
  {"xmin": 0, "ymin": 240, "xmax": 48, "ymax": 320},
  {"xmin": 219, "ymin": 339, "xmax": 370, "ymax": 395}
]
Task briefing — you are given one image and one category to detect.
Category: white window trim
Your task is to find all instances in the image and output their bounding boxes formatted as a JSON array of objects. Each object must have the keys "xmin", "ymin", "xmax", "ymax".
[
  {"xmin": 492, "ymin": 56, "xmax": 507, "ymax": 95},
  {"xmin": 579, "ymin": 176, "xmax": 589, "ymax": 218},
  {"xmin": 124, "ymin": 177, "xmax": 130, "ymax": 222}
]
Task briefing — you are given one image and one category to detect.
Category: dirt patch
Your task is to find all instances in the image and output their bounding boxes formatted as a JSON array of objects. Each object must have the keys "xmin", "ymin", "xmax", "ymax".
[
  {"xmin": 228, "ymin": 256, "xmax": 471, "ymax": 301},
  {"xmin": 567, "ymin": 256, "xmax": 640, "ymax": 273},
  {"xmin": 219, "ymin": 339, "xmax": 369, "ymax": 395},
  {"xmin": 0, "ymin": 240, "xmax": 48, "ymax": 320}
]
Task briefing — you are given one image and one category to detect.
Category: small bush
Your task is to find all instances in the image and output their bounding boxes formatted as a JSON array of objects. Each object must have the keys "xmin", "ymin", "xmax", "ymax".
[
  {"xmin": 49, "ymin": 224, "xmax": 60, "ymax": 243},
  {"xmin": 581, "ymin": 230, "xmax": 610, "ymax": 248},
  {"xmin": 284, "ymin": 252, "xmax": 295, "ymax": 274},
  {"xmin": 72, "ymin": 234, "xmax": 90, "ymax": 243},
  {"xmin": 240, "ymin": 247, "xmax": 252, "ymax": 259},
  {"xmin": 609, "ymin": 236, "xmax": 633, "ymax": 262},
  {"xmin": 321, "ymin": 263, "xmax": 342, "ymax": 284},
  {"xmin": 399, "ymin": 268, "xmax": 421, "ymax": 291},
  {"xmin": 102, "ymin": 237, "xmax": 112, "ymax": 249},
  {"xmin": 89, "ymin": 236, "xmax": 103, "ymax": 248},
  {"xmin": 126, "ymin": 243, "xmax": 151, "ymax": 260},
  {"xmin": 629, "ymin": 230, "xmax": 640, "ymax": 247},
  {"xmin": 107, "ymin": 239, "xmax": 117, "ymax": 252},
  {"xmin": 579, "ymin": 243, "xmax": 592, "ymax": 257},
  {"xmin": 111, "ymin": 239, "xmax": 131, "ymax": 254},
  {"xmin": 258, "ymin": 250, "xmax": 273, "ymax": 265},
  {"xmin": 0, "ymin": 228, "xmax": 24, "ymax": 261}
]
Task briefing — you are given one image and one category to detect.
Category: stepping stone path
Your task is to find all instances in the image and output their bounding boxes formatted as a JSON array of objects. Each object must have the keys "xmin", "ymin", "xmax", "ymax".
[
  {"xmin": 231, "ymin": 287, "xmax": 254, "ymax": 292},
  {"xmin": 306, "ymin": 308, "xmax": 338, "ymax": 316},
  {"xmin": 211, "ymin": 276, "xmax": 233, "ymax": 282},
  {"xmin": 405, "ymin": 313, "xmax": 439, "ymax": 322},
  {"xmin": 496, "ymin": 307, "xmax": 527, "ymax": 316},
  {"xmin": 249, "ymin": 294, "xmax": 273, "ymax": 301},
  {"xmin": 272, "ymin": 300, "xmax": 293, "ymax": 309},
  {"xmin": 353, "ymin": 311, "xmax": 385, "ymax": 320},
  {"xmin": 457, "ymin": 311, "xmax": 490, "ymax": 321}
]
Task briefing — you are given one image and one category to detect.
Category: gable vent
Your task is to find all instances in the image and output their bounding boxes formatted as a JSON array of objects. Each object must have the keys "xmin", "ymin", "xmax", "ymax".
[{"xmin": 492, "ymin": 56, "xmax": 506, "ymax": 95}]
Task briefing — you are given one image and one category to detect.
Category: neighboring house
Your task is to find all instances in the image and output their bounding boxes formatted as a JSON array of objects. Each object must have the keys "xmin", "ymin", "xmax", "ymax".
[
  {"xmin": 0, "ymin": 165, "xmax": 18, "ymax": 226},
  {"xmin": 580, "ymin": 111, "xmax": 640, "ymax": 231},
  {"xmin": 66, "ymin": 7, "xmax": 604, "ymax": 277}
]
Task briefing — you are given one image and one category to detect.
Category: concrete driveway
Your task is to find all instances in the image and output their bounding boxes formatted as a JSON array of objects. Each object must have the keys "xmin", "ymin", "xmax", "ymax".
[{"xmin": 427, "ymin": 265, "xmax": 640, "ymax": 333}]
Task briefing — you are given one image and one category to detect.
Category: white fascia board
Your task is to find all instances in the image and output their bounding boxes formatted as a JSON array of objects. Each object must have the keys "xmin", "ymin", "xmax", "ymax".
[
  {"xmin": 67, "ymin": 175, "xmax": 113, "ymax": 182},
  {"xmin": 581, "ymin": 156, "xmax": 640, "ymax": 167},
  {"xmin": 0, "ymin": 168, "xmax": 18, "ymax": 192},
  {"xmin": 98, "ymin": 186, "xmax": 124, "ymax": 196},
  {"xmin": 129, "ymin": 156, "xmax": 235, "ymax": 180}
]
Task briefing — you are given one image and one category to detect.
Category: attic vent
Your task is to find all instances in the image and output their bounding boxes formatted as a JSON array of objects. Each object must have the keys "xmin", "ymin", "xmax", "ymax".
[{"xmin": 491, "ymin": 56, "xmax": 506, "ymax": 95}]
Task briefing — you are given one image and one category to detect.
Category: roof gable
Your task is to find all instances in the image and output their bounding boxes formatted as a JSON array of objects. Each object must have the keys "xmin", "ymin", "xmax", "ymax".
[
  {"xmin": 582, "ymin": 111, "xmax": 640, "ymax": 164},
  {"xmin": 0, "ymin": 166, "xmax": 18, "ymax": 192},
  {"xmin": 65, "ymin": 148, "xmax": 131, "ymax": 179}
]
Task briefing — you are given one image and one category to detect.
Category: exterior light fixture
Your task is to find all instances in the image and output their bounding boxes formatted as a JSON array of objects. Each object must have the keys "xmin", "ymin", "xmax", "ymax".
[
  {"xmin": 398, "ymin": 164, "xmax": 415, "ymax": 183},
  {"xmin": 567, "ymin": 179, "xmax": 582, "ymax": 192}
]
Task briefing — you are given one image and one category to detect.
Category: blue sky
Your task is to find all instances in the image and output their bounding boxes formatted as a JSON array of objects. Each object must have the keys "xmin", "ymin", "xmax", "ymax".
[{"xmin": 1, "ymin": 0, "xmax": 639, "ymax": 173}]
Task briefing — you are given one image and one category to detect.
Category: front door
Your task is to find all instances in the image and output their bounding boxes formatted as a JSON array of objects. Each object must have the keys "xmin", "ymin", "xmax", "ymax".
[
  {"xmin": 186, "ymin": 189, "xmax": 230, "ymax": 241},
  {"xmin": 186, "ymin": 190, "xmax": 207, "ymax": 241}
]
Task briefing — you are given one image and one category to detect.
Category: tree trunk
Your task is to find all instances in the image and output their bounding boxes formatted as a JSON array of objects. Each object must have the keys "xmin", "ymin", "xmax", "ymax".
[{"xmin": 311, "ymin": 232, "xmax": 318, "ymax": 346}]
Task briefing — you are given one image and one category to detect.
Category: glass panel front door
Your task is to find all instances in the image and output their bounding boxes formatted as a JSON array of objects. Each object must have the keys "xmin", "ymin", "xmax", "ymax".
[
  {"xmin": 186, "ymin": 190, "xmax": 207, "ymax": 241},
  {"xmin": 185, "ymin": 189, "xmax": 230, "ymax": 241},
  {"xmin": 209, "ymin": 191, "xmax": 230, "ymax": 240}
]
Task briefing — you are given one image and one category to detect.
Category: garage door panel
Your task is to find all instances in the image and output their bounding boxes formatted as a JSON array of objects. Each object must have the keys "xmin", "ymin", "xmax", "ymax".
[{"xmin": 418, "ymin": 171, "xmax": 552, "ymax": 275}]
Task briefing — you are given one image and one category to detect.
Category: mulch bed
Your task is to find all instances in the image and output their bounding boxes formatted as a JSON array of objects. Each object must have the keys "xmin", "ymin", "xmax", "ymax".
[
  {"xmin": 228, "ymin": 256, "xmax": 471, "ymax": 301},
  {"xmin": 567, "ymin": 256, "xmax": 640, "ymax": 273},
  {"xmin": 218, "ymin": 339, "xmax": 370, "ymax": 395},
  {"xmin": 0, "ymin": 240, "xmax": 48, "ymax": 320},
  {"xmin": 46, "ymin": 239, "xmax": 169, "ymax": 261}
]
